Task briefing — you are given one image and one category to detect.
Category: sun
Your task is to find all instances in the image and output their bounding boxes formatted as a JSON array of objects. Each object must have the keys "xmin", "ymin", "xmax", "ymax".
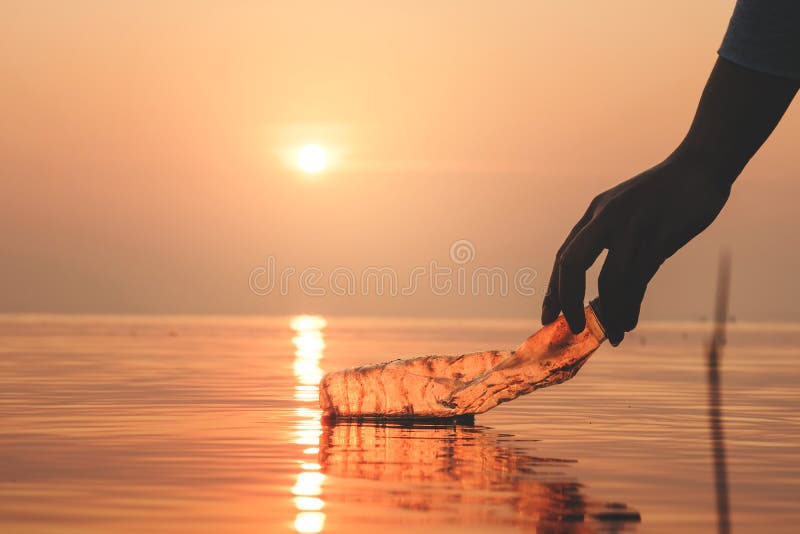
[{"xmin": 297, "ymin": 144, "xmax": 329, "ymax": 174}]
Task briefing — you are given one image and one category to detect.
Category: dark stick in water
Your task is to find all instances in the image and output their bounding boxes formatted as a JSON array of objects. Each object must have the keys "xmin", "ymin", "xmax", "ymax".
[{"xmin": 708, "ymin": 250, "xmax": 731, "ymax": 534}]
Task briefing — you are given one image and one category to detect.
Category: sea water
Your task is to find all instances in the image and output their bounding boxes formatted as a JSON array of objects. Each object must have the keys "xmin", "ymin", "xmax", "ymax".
[{"xmin": 0, "ymin": 314, "xmax": 798, "ymax": 533}]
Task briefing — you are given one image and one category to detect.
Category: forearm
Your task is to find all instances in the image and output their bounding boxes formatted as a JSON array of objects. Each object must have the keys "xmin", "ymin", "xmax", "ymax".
[{"xmin": 670, "ymin": 57, "xmax": 798, "ymax": 184}]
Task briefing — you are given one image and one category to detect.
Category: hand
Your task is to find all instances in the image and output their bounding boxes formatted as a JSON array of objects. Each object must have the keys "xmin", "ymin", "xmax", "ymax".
[
  {"xmin": 539, "ymin": 57, "xmax": 798, "ymax": 345},
  {"xmin": 541, "ymin": 155, "xmax": 731, "ymax": 345}
]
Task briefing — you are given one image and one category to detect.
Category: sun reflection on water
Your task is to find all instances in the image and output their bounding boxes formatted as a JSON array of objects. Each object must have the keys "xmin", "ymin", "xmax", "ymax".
[{"xmin": 290, "ymin": 315, "xmax": 327, "ymax": 533}]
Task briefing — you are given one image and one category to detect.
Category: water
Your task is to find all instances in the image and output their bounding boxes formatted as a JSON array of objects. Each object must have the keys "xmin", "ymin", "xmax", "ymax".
[{"xmin": 0, "ymin": 315, "xmax": 798, "ymax": 533}]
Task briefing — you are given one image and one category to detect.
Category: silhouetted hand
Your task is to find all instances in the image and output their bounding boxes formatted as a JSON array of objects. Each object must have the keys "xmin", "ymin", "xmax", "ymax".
[
  {"xmin": 540, "ymin": 58, "xmax": 798, "ymax": 345},
  {"xmin": 541, "ymin": 160, "xmax": 730, "ymax": 345}
]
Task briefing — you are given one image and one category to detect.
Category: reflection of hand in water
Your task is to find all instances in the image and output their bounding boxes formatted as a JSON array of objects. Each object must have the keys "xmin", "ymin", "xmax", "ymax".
[{"xmin": 319, "ymin": 421, "xmax": 640, "ymax": 532}]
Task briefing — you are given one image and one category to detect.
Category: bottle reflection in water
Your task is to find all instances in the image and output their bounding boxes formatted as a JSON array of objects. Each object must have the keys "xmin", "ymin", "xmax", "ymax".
[{"xmin": 319, "ymin": 421, "xmax": 639, "ymax": 531}]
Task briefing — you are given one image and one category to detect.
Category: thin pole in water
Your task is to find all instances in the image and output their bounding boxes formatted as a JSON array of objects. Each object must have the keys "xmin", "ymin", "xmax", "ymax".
[{"xmin": 708, "ymin": 250, "xmax": 732, "ymax": 534}]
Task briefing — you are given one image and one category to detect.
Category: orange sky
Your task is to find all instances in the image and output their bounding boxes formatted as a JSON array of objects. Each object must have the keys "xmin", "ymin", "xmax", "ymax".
[{"xmin": 2, "ymin": 1, "xmax": 799, "ymax": 320}]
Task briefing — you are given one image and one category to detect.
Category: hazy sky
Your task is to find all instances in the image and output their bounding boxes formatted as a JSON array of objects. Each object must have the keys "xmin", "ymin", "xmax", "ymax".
[{"xmin": 3, "ymin": 1, "xmax": 799, "ymax": 321}]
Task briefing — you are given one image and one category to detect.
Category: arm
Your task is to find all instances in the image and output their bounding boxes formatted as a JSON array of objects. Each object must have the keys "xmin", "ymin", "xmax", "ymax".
[{"xmin": 541, "ymin": 57, "xmax": 798, "ymax": 345}]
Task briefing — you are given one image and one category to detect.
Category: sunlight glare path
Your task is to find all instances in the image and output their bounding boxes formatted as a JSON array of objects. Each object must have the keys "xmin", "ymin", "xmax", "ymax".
[{"xmin": 290, "ymin": 315, "xmax": 327, "ymax": 533}]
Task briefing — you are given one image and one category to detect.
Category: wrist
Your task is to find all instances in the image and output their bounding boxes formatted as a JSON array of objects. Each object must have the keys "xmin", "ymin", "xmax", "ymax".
[{"xmin": 666, "ymin": 140, "xmax": 739, "ymax": 187}]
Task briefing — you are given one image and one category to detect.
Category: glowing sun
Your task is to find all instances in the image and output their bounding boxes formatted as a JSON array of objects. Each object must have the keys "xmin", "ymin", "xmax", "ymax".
[{"xmin": 297, "ymin": 144, "xmax": 329, "ymax": 174}]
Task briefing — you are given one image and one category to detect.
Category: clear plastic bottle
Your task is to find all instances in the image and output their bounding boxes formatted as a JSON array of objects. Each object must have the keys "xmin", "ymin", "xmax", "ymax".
[
  {"xmin": 445, "ymin": 299, "xmax": 606, "ymax": 415},
  {"xmin": 319, "ymin": 300, "xmax": 606, "ymax": 420}
]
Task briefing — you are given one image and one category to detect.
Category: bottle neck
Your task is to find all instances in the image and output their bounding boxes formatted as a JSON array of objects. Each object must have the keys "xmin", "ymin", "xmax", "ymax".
[{"xmin": 587, "ymin": 298, "xmax": 607, "ymax": 342}]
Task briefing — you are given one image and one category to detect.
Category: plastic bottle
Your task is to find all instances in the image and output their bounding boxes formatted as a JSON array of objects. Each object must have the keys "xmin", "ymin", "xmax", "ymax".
[{"xmin": 319, "ymin": 299, "xmax": 606, "ymax": 420}]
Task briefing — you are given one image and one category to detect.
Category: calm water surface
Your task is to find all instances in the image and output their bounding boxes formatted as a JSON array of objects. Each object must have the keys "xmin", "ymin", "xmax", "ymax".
[{"xmin": 0, "ymin": 315, "xmax": 798, "ymax": 533}]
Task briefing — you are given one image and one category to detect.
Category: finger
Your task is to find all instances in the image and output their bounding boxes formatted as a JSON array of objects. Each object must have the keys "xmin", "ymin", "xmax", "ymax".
[
  {"xmin": 620, "ymin": 256, "xmax": 661, "ymax": 332},
  {"xmin": 541, "ymin": 202, "xmax": 597, "ymax": 324},
  {"xmin": 598, "ymin": 242, "xmax": 637, "ymax": 346},
  {"xmin": 558, "ymin": 221, "xmax": 607, "ymax": 334},
  {"xmin": 621, "ymin": 279, "xmax": 647, "ymax": 332},
  {"xmin": 541, "ymin": 261, "xmax": 562, "ymax": 324}
]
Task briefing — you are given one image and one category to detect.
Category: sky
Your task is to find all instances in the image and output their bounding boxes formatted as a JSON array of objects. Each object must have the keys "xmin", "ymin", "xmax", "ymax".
[{"xmin": 2, "ymin": 1, "xmax": 799, "ymax": 321}]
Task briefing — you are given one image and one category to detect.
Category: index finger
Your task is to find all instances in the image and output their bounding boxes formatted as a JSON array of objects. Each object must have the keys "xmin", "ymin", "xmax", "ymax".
[
  {"xmin": 541, "ymin": 204, "xmax": 597, "ymax": 324},
  {"xmin": 558, "ymin": 221, "xmax": 607, "ymax": 334}
]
